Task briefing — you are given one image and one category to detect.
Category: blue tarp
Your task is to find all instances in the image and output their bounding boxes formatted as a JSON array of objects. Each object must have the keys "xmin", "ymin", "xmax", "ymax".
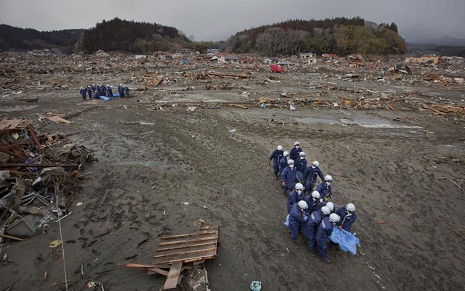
[{"xmin": 329, "ymin": 227, "xmax": 360, "ymax": 255}]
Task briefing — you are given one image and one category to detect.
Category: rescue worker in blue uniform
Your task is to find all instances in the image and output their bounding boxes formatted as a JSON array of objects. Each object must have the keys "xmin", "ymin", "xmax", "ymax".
[
  {"xmin": 303, "ymin": 161, "xmax": 325, "ymax": 194},
  {"xmin": 269, "ymin": 145, "xmax": 284, "ymax": 180},
  {"xmin": 280, "ymin": 159, "xmax": 297, "ymax": 196},
  {"xmin": 118, "ymin": 84, "xmax": 125, "ymax": 97},
  {"xmin": 316, "ymin": 175, "xmax": 333, "ymax": 201},
  {"xmin": 295, "ymin": 151, "xmax": 307, "ymax": 182},
  {"xmin": 304, "ymin": 191, "xmax": 321, "ymax": 215},
  {"xmin": 79, "ymin": 87, "xmax": 87, "ymax": 100},
  {"xmin": 288, "ymin": 200, "xmax": 308, "ymax": 244},
  {"xmin": 289, "ymin": 141, "xmax": 302, "ymax": 161},
  {"xmin": 287, "ymin": 183, "xmax": 305, "ymax": 213},
  {"xmin": 106, "ymin": 85, "xmax": 113, "ymax": 98},
  {"xmin": 336, "ymin": 203, "xmax": 357, "ymax": 232},
  {"xmin": 302, "ymin": 206, "xmax": 331, "ymax": 255},
  {"xmin": 86, "ymin": 86, "xmax": 92, "ymax": 99},
  {"xmin": 98, "ymin": 84, "xmax": 106, "ymax": 96},
  {"xmin": 278, "ymin": 151, "xmax": 290, "ymax": 176},
  {"xmin": 124, "ymin": 85, "xmax": 130, "ymax": 97},
  {"xmin": 315, "ymin": 213, "xmax": 340, "ymax": 262}
]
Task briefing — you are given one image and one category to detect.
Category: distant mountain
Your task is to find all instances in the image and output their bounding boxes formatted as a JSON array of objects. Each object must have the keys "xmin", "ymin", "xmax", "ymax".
[
  {"xmin": 408, "ymin": 35, "xmax": 465, "ymax": 46},
  {"xmin": 0, "ymin": 24, "xmax": 84, "ymax": 53},
  {"xmin": 401, "ymin": 27, "xmax": 465, "ymax": 46}
]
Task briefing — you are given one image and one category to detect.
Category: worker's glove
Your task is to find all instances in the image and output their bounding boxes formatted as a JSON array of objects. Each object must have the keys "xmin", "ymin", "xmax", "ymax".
[{"xmin": 319, "ymin": 199, "xmax": 323, "ymax": 203}]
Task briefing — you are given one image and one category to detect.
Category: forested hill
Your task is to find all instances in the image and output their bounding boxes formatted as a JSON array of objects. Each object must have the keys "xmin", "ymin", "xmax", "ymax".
[
  {"xmin": 0, "ymin": 24, "xmax": 83, "ymax": 53},
  {"xmin": 226, "ymin": 17, "xmax": 406, "ymax": 56},
  {"xmin": 78, "ymin": 18, "xmax": 190, "ymax": 53}
]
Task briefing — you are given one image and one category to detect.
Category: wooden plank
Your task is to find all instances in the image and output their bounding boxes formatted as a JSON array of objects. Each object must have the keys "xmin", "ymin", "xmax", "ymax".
[
  {"xmin": 0, "ymin": 234, "xmax": 24, "ymax": 241},
  {"xmin": 125, "ymin": 263, "xmax": 171, "ymax": 269},
  {"xmin": 200, "ymin": 225, "xmax": 219, "ymax": 230},
  {"xmin": 153, "ymin": 249, "xmax": 217, "ymax": 265},
  {"xmin": 157, "ymin": 241, "xmax": 216, "ymax": 252},
  {"xmin": 154, "ymin": 247, "xmax": 216, "ymax": 259},
  {"xmin": 46, "ymin": 115, "xmax": 71, "ymax": 124},
  {"xmin": 163, "ymin": 262, "xmax": 183, "ymax": 290},
  {"xmin": 161, "ymin": 230, "xmax": 218, "ymax": 240},
  {"xmin": 158, "ymin": 235, "xmax": 217, "ymax": 246},
  {"xmin": 147, "ymin": 267, "xmax": 169, "ymax": 276}
]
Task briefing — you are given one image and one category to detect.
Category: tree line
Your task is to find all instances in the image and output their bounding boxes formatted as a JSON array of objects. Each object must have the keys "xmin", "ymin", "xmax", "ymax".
[{"xmin": 225, "ymin": 17, "xmax": 406, "ymax": 56}]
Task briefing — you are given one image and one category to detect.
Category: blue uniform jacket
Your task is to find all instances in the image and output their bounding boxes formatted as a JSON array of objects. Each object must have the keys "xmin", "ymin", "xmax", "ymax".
[
  {"xmin": 295, "ymin": 158, "xmax": 307, "ymax": 173},
  {"xmin": 278, "ymin": 156, "xmax": 288, "ymax": 173},
  {"xmin": 336, "ymin": 207, "xmax": 357, "ymax": 232},
  {"xmin": 281, "ymin": 166, "xmax": 297, "ymax": 189},
  {"xmin": 290, "ymin": 147, "xmax": 302, "ymax": 161},
  {"xmin": 304, "ymin": 196, "xmax": 319, "ymax": 215},
  {"xmin": 289, "ymin": 203, "xmax": 307, "ymax": 234},
  {"xmin": 269, "ymin": 149, "xmax": 284, "ymax": 167},
  {"xmin": 303, "ymin": 166, "xmax": 324, "ymax": 184},
  {"xmin": 287, "ymin": 190, "xmax": 304, "ymax": 213},
  {"xmin": 302, "ymin": 210, "xmax": 322, "ymax": 237},
  {"xmin": 315, "ymin": 216, "xmax": 334, "ymax": 242},
  {"xmin": 316, "ymin": 182, "xmax": 332, "ymax": 200}
]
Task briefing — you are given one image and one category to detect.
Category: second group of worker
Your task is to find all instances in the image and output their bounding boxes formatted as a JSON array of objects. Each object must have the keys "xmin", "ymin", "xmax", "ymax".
[
  {"xmin": 79, "ymin": 84, "xmax": 130, "ymax": 100},
  {"xmin": 269, "ymin": 141, "xmax": 357, "ymax": 263}
]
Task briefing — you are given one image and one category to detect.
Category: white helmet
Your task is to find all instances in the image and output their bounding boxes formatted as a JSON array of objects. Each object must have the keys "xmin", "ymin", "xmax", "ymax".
[
  {"xmin": 312, "ymin": 161, "xmax": 319, "ymax": 167},
  {"xmin": 283, "ymin": 151, "xmax": 289, "ymax": 157},
  {"xmin": 277, "ymin": 145, "xmax": 283, "ymax": 150},
  {"xmin": 295, "ymin": 183, "xmax": 304, "ymax": 190},
  {"xmin": 288, "ymin": 159, "xmax": 294, "ymax": 165},
  {"xmin": 321, "ymin": 206, "xmax": 331, "ymax": 215},
  {"xmin": 326, "ymin": 202, "xmax": 334, "ymax": 212},
  {"xmin": 346, "ymin": 203, "xmax": 355, "ymax": 212},
  {"xmin": 294, "ymin": 141, "xmax": 300, "ymax": 146},
  {"xmin": 329, "ymin": 213, "xmax": 341, "ymax": 223},
  {"xmin": 324, "ymin": 175, "xmax": 333, "ymax": 182},
  {"xmin": 311, "ymin": 191, "xmax": 320, "ymax": 199},
  {"xmin": 299, "ymin": 152, "xmax": 305, "ymax": 157},
  {"xmin": 298, "ymin": 200, "xmax": 308, "ymax": 209}
]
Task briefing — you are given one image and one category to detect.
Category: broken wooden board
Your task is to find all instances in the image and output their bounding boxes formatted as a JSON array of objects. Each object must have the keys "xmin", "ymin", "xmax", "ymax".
[
  {"xmin": 153, "ymin": 226, "xmax": 219, "ymax": 266},
  {"xmin": 163, "ymin": 262, "xmax": 183, "ymax": 290},
  {"xmin": 46, "ymin": 115, "xmax": 71, "ymax": 124}
]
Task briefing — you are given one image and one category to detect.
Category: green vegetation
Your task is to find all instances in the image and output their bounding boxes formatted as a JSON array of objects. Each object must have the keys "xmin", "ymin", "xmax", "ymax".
[
  {"xmin": 78, "ymin": 18, "xmax": 190, "ymax": 53},
  {"xmin": 226, "ymin": 17, "xmax": 406, "ymax": 56}
]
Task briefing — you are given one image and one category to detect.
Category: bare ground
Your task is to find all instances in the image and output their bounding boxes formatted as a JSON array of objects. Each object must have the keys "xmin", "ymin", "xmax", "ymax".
[{"xmin": 1, "ymin": 64, "xmax": 465, "ymax": 291}]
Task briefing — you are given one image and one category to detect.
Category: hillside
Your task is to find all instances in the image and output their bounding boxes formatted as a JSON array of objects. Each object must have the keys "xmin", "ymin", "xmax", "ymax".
[
  {"xmin": 225, "ymin": 17, "xmax": 406, "ymax": 56},
  {"xmin": 78, "ymin": 18, "xmax": 191, "ymax": 53},
  {"xmin": 0, "ymin": 24, "xmax": 83, "ymax": 53}
]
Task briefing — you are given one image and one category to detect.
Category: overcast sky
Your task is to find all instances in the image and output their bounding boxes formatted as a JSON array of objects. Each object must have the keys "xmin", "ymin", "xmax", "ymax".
[{"xmin": 1, "ymin": 0, "xmax": 464, "ymax": 42}]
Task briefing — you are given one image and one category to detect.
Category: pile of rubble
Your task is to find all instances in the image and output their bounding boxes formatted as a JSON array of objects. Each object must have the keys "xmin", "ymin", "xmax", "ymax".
[{"xmin": 0, "ymin": 118, "xmax": 96, "ymax": 241}]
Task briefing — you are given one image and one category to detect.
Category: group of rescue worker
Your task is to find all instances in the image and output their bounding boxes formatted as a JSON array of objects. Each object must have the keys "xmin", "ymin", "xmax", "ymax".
[
  {"xmin": 269, "ymin": 141, "xmax": 357, "ymax": 263},
  {"xmin": 79, "ymin": 84, "xmax": 130, "ymax": 100}
]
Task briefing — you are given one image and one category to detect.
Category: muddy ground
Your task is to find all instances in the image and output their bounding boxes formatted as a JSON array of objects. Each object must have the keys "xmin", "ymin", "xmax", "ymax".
[{"xmin": 1, "ymin": 56, "xmax": 465, "ymax": 291}]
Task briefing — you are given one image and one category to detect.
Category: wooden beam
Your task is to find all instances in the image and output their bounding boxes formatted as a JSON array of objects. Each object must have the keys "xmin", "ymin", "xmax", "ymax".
[
  {"xmin": 125, "ymin": 262, "xmax": 171, "ymax": 269},
  {"xmin": 0, "ymin": 163, "xmax": 79, "ymax": 168},
  {"xmin": 157, "ymin": 241, "xmax": 216, "ymax": 252},
  {"xmin": 154, "ymin": 247, "xmax": 217, "ymax": 259},
  {"xmin": 147, "ymin": 267, "xmax": 169, "ymax": 276},
  {"xmin": 161, "ymin": 230, "xmax": 218, "ymax": 240},
  {"xmin": 158, "ymin": 236, "xmax": 217, "ymax": 246},
  {"xmin": 0, "ymin": 234, "xmax": 24, "ymax": 241},
  {"xmin": 163, "ymin": 262, "xmax": 183, "ymax": 290}
]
